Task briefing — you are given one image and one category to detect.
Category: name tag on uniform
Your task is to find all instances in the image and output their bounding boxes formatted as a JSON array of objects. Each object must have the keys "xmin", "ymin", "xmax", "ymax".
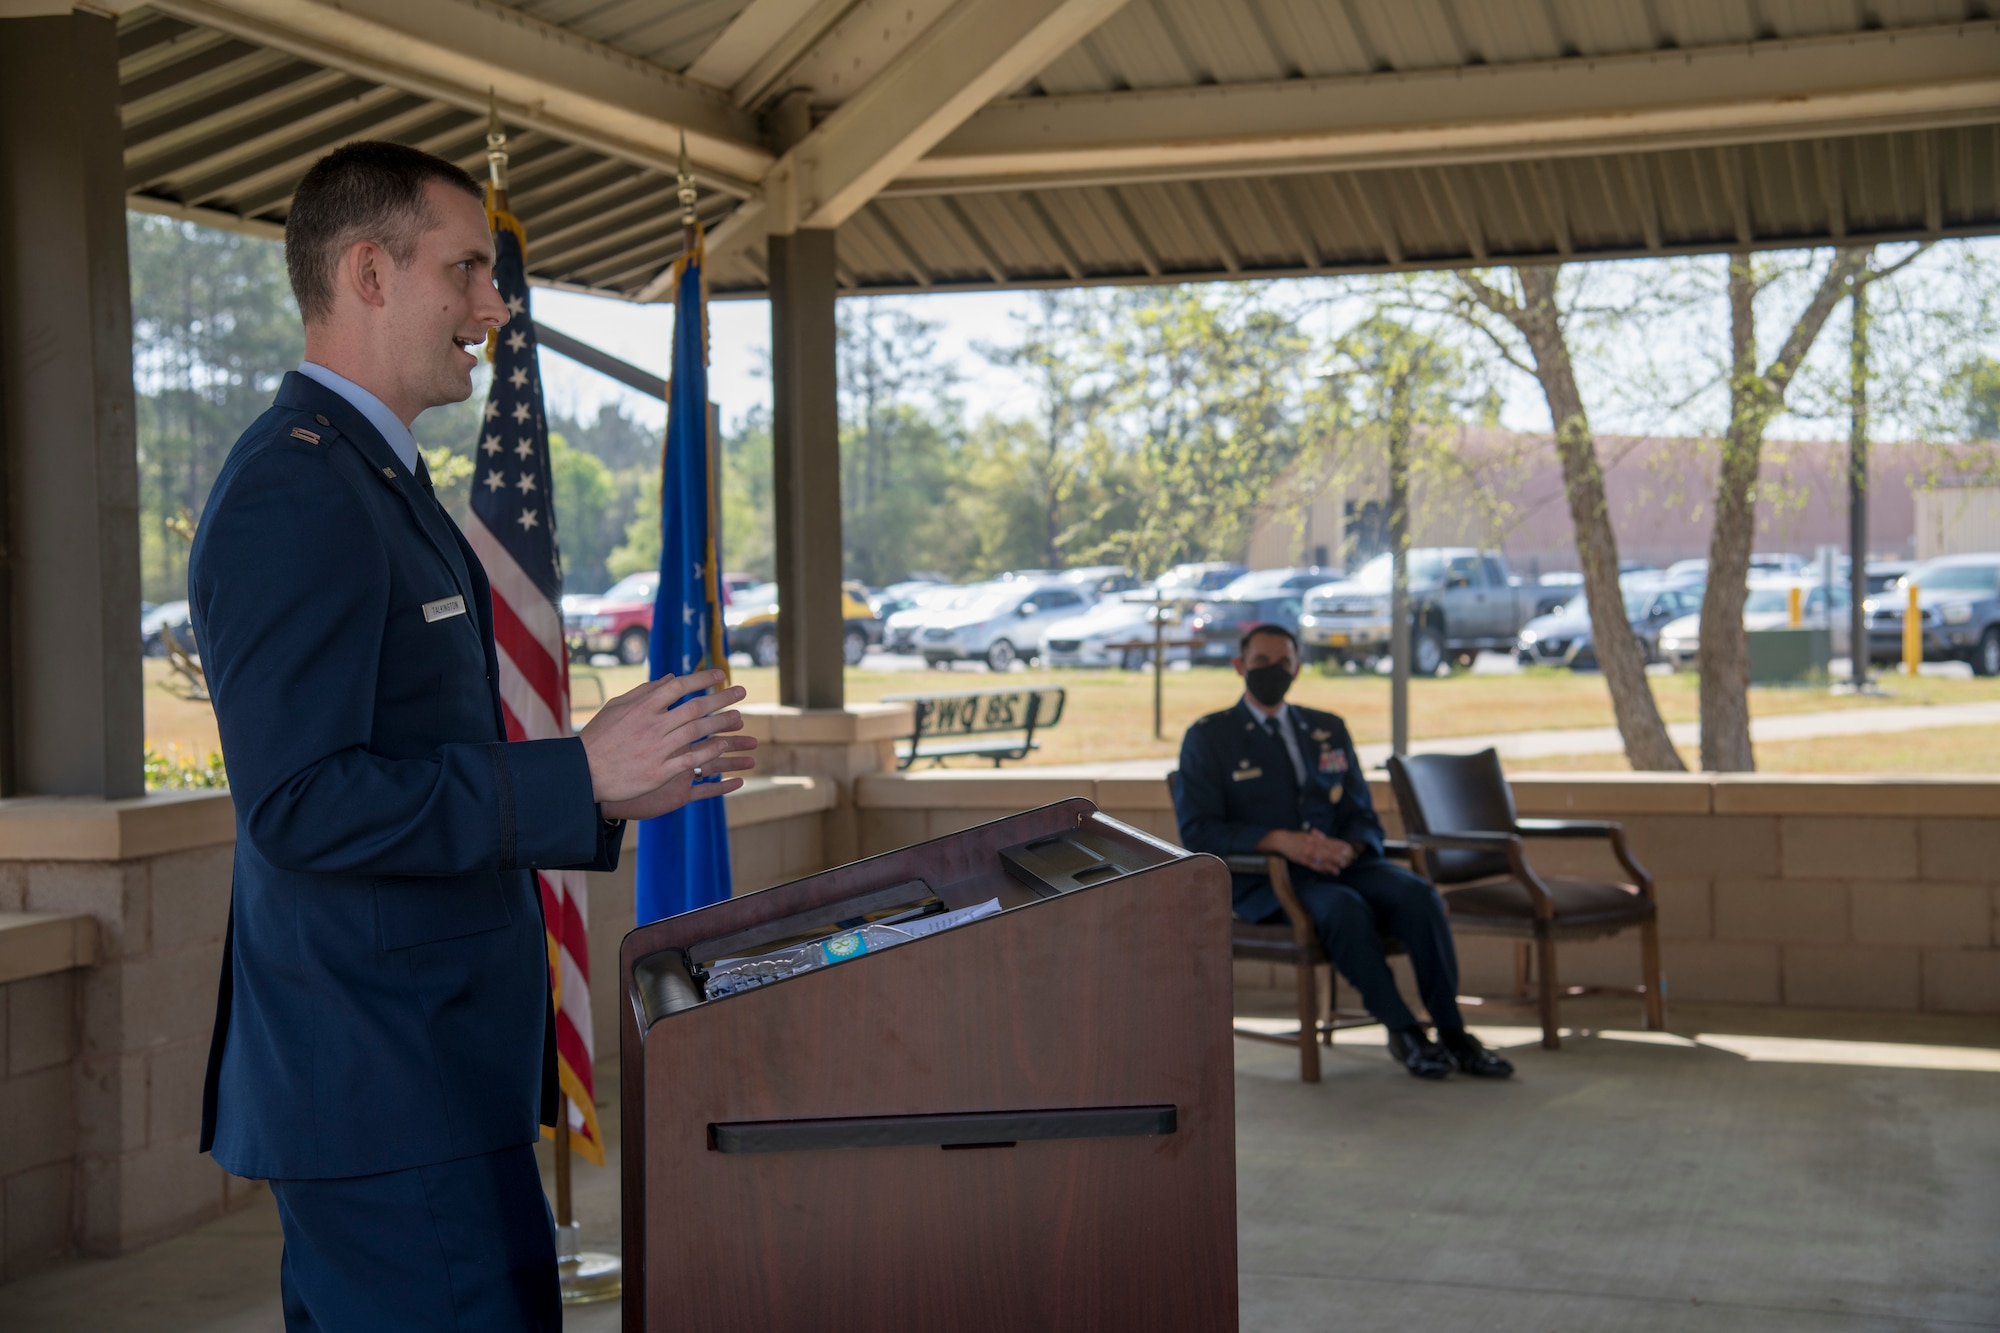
[
  {"xmin": 423, "ymin": 595, "xmax": 467, "ymax": 623},
  {"xmin": 1232, "ymin": 766, "xmax": 1263, "ymax": 781}
]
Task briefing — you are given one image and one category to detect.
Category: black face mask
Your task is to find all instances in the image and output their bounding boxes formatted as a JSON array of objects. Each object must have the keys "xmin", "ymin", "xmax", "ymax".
[{"xmin": 1243, "ymin": 662, "xmax": 1296, "ymax": 708}]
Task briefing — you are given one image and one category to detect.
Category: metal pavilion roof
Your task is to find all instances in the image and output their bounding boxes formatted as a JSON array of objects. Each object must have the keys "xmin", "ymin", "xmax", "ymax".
[{"xmin": 117, "ymin": 0, "xmax": 2000, "ymax": 301}]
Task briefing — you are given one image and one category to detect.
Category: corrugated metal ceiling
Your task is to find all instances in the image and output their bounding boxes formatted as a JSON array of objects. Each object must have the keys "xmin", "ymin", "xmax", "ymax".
[{"xmin": 119, "ymin": 0, "xmax": 2000, "ymax": 302}]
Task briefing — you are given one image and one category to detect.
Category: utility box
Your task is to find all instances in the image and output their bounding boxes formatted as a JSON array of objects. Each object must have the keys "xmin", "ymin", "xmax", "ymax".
[{"xmin": 1748, "ymin": 627, "xmax": 1831, "ymax": 684}]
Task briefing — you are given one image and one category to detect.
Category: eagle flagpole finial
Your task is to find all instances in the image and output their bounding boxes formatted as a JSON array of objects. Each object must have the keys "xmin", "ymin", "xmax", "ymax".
[
  {"xmin": 676, "ymin": 131, "xmax": 698, "ymax": 249},
  {"xmin": 485, "ymin": 90, "xmax": 509, "ymax": 197}
]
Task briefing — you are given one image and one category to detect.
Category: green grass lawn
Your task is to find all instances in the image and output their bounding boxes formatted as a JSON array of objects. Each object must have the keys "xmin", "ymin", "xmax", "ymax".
[
  {"xmin": 146, "ymin": 653, "xmax": 2000, "ymax": 775},
  {"xmin": 553, "ymin": 659, "xmax": 2000, "ymax": 774}
]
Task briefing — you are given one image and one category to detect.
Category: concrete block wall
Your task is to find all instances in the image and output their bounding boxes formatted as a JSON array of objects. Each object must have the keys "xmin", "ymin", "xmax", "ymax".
[
  {"xmin": 1, "ymin": 966, "xmax": 78, "ymax": 1280},
  {"xmin": 0, "ymin": 831, "xmax": 255, "ymax": 1262},
  {"xmin": 853, "ymin": 770, "xmax": 2000, "ymax": 1016}
]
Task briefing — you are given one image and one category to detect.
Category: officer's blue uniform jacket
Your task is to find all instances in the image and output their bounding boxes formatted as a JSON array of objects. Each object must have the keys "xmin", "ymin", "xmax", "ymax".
[
  {"xmin": 1175, "ymin": 700, "xmax": 1384, "ymax": 901},
  {"xmin": 191, "ymin": 372, "xmax": 624, "ymax": 1181}
]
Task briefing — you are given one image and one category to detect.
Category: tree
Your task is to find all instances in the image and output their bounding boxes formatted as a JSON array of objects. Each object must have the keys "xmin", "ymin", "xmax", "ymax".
[
  {"xmin": 975, "ymin": 291, "xmax": 1114, "ymax": 568},
  {"xmin": 1093, "ymin": 286, "xmax": 1327, "ymax": 577},
  {"xmin": 1450, "ymin": 267, "xmax": 1685, "ymax": 771},
  {"xmin": 1696, "ymin": 247, "xmax": 1925, "ymax": 770},
  {"xmin": 837, "ymin": 300, "xmax": 964, "ymax": 584},
  {"xmin": 128, "ymin": 213, "xmax": 302, "ymax": 600}
]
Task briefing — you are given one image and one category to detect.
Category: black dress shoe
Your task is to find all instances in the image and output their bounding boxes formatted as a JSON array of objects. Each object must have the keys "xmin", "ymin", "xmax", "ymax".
[
  {"xmin": 1439, "ymin": 1028, "xmax": 1515, "ymax": 1079},
  {"xmin": 1386, "ymin": 1024, "xmax": 1452, "ymax": 1080}
]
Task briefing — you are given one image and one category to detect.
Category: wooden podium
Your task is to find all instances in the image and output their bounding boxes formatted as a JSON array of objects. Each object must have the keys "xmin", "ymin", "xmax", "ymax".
[{"xmin": 618, "ymin": 799, "xmax": 1238, "ymax": 1332}]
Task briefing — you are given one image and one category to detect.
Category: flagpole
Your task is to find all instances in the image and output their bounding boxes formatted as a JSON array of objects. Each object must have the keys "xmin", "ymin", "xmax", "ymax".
[{"xmin": 488, "ymin": 93, "xmax": 621, "ymax": 1305}]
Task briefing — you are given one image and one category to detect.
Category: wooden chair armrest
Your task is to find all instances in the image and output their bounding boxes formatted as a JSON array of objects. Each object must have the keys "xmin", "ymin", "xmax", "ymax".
[
  {"xmin": 1514, "ymin": 818, "xmax": 1654, "ymax": 899},
  {"xmin": 1382, "ymin": 838, "xmax": 1412, "ymax": 862},
  {"xmin": 1216, "ymin": 853, "xmax": 1317, "ymax": 950},
  {"xmin": 1263, "ymin": 856, "xmax": 1318, "ymax": 950}
]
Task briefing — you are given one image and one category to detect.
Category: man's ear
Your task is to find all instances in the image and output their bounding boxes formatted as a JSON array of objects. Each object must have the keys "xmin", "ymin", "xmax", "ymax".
[
  {"xmin": 347, "ymin": 240, "xmax": 390, "ymax": 310},
  {"xmin": 1232, "ymin": 656, "xmax": 1247, "ymax": 677}
]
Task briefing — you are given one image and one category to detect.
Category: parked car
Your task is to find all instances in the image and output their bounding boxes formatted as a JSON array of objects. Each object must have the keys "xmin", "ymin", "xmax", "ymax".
[
  {"xmin": 883, "ymin": 583, "xmax": 989, "ymax": 653},
  {"xmin": 1185, "ymin": 594, "xmax": 1306, "ymax": 665},
  {"xmin": 1865, "ymin": 555, "xmax": 2000, "ymax": 675},
  {"xmin": 1864, "ymin": 560, "xmax": 1918, "ymax": 596},
  {"xmin": 1054, "ymin": 564, "xmax": 1141, "ymax": 598},
  {"xmin": 1298, "ymin": 549, "xmax": 1559, "ymax": 674},
  {"xmin": 1213, "ymin": 566, "xmax": 1332, "ymax": 602},
  {"xmin": 1516, "ymin": 577, "xmax": 1704, "ymax": 669},
  {"xmin": 1663, "ymin": 553, "xmax": 1810, "ymax": 582},
  {"xmin": 1040, "ymin": 596, "xmax": 1182, "ymax": 669},
  {"xmin": 725, "ymin": 580, "xmax": 881, "ymax": 668},
  {"xmin": 917, "ymin": 582, "xmax": 1093, "ymax": 670},
  {"xmin": 870, "ymin": 577, "xmax": 950, "ymax": 621},
  {"xmin": 142, "ymin": 600, "xmax": 192, "ymax": 657},
  {"xmin": 1656, "ymin": 578, "xmax": 1853, "ymax": 670},
  {"xmin": 1148, "ymin": 562, "xmax": 1246, "ymax": 600},
  {"xmin": 565, "ymin": 571, "xmax": 660, "ymax": 664}
]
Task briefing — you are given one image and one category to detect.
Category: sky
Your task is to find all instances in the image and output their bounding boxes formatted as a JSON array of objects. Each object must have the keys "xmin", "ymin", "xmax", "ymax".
[{"xmin": 526, "ymin": 240, "xmax": 1998, "ymax": 446}]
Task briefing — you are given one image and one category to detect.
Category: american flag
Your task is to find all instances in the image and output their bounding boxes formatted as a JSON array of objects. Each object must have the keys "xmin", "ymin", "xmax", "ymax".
[{"xmin": 463, "ymin": 209, "xmax": 604, "ymax": 1167}]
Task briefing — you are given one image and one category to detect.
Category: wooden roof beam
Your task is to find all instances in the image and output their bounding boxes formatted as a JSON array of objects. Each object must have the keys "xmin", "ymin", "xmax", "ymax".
[{"xmin": 904, "ymin": 21, "xmax": 2000, "ymax": 190}]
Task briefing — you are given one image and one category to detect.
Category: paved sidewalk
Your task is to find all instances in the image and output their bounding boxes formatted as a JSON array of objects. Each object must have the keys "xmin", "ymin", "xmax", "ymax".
[
  {"xmin": 4, "ymin": 1001, "xmax": 1996, "ymax": 1331},
  {"xmin": 1017, "ymin": 699, "xmax": 2000, "ymax": 777}
]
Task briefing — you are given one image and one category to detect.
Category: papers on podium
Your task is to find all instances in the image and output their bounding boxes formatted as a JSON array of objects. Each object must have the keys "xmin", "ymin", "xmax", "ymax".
[{"xmin": 704, "ymin": 899, "xmax": 1002, "ymax": 999}]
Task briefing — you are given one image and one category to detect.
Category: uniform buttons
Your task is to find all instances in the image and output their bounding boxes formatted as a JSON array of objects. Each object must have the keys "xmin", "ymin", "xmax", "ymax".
[{"xmin": 314, "ymin": 414, "xmax": 330, "ymax": 426}]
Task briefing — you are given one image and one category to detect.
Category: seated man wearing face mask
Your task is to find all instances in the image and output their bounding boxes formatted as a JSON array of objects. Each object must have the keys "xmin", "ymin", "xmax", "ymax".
[{"xmin": 1173, "ymin": 624, "xmax": 1512, "ymax": 1080}]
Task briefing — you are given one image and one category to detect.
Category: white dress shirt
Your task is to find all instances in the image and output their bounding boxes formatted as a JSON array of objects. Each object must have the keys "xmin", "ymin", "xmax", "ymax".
[{"xmin": 297, "ymin": 361, "xmax": 420, "ymax": 473}]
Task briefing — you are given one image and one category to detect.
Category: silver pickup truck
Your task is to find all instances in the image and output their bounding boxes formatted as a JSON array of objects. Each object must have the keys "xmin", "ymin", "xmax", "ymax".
[{"xmin": 1297, "ymin": 548, "xmax": 1563, "ymax": 674}]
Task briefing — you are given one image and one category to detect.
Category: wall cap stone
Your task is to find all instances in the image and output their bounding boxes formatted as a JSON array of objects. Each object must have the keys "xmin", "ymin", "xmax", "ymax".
[
  {"xmin": 724, "ymin": 776, "xmax": 835, "ymax": 829},
  {"xmin": 740, "ymin": 702, "xmax": 912, "ymax": 744},
  {"xmin": 0, "ymin": 911, "xmax": 98, "ymax": 983},
  {"xmin": 1713, "ymin": 774, "xmax": 2000, "ymax": 817},
  {"xmin": 855, "ymin": 770, "xmax": 1096, "ymax": 810},
  {"xmin": 847, "ymin": 766, "xmax": 1994, "ymax": 821},
  {"xmin": 0, "ymin": 791, "xmax": 235, "ymax": 861}
]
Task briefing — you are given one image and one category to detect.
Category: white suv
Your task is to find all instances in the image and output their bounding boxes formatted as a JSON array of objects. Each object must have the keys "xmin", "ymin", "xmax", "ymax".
[{"xmin": 919, "ymin": 584, "xmax": 1091, "ymax": 670}]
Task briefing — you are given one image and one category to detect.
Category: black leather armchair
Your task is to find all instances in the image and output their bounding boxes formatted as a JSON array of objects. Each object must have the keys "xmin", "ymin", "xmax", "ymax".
[{"xmin": 1385, "ymin": 749, "xmax": 1664, "ymax": 1049}]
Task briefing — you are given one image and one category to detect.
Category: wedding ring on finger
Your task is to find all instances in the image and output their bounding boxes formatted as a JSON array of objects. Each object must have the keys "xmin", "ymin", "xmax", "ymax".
[{"xmin": 693, "ymin": 765, "xmax": 703, "ymax": 778}]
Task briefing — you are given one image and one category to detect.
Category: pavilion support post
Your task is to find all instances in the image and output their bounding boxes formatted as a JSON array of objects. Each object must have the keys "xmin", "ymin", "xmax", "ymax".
[
  {"xmin": 0, "ymin": 13, "xmax": 145, "ymax": 798},
  {"xmin": 767, "ymin": 229, "xmax": 844, "ymax": 711},
  {"xmin": 1847, "ymin": 281, "xmax": 1870, "ymax": 689}
]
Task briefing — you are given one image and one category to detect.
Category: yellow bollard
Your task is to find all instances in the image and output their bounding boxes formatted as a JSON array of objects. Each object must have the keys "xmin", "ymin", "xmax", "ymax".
[
  {"xmin": 1787, "ymin": 586, "xmax": 1802, "ymax": 627},
  {"xmin": 1902, "ymin": 582, "xmax": 1922, "ymax": 676}
]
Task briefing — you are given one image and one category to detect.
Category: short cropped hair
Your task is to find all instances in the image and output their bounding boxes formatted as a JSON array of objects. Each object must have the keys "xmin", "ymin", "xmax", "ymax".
[
  {"xmin": 1238, "ymin": 623, "xmax": 1300, "ymax": 654},
  {"xmin": 285, "ymin": 141, "xmax": 483, "ymax": 323}
]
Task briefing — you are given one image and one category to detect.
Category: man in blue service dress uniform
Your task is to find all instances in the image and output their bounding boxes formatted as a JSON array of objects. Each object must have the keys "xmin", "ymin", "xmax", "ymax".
[
  {"xmin": 190, "ymin": 142, "xmax": 758, "ymax": 1332},
  {"xmin": 1174, "ymin": 623, "xmax": 1512, "ymax": 1081}
]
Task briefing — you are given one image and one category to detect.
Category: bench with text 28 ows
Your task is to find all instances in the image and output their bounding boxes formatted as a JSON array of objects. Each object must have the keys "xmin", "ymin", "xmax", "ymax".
[
  {"xmin": 1166, "ymin": 771, "xmax": 1411, "ymax": 1084},
  {"xmin": 617, "ymin": 798, "xmax": 1238, "ymax": 1332},
  {"xmin": 1385, "ymin": 749, "xmax": 1664, "ymax": 1049},
  {"xmin": 883, "ymin": 685, "xmax": 1066, "ymax": 769}
]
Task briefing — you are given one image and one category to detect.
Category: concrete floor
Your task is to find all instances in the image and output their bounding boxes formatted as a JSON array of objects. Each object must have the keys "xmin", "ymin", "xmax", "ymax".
[{"xmin": 3, "ymin": 999, "xmax": 1996, "ymax": 1332}]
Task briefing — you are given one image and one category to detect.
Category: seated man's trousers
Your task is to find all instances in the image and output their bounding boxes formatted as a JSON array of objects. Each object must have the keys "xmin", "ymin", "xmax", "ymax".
[
  {"xmin": 268, "ymin": 1142, "xmax": 558, "ymax": 1332},
  {"xmin": 1235, "ymin": 856, "xmax": 1464, "ymax": 1033}
]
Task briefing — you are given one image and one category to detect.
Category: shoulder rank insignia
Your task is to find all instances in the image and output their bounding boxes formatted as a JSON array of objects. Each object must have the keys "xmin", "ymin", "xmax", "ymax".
[{"xmin": 288, "ymin": 427, "xmax": 322, "ymax": 444}]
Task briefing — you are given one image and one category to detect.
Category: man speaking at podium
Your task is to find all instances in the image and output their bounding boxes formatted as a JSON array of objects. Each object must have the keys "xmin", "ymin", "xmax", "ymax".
[
  {"xmin": 1174, "ymin": 624, "xmax": 1511, "ymax": 1082},
  {"xmin": 190, "ymin": 142, "xmax": 756, "ymax": 1331}
]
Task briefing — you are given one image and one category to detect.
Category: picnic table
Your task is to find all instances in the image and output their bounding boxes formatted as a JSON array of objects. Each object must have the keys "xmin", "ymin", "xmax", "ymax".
[{"xmin": 882, "ymin": 685, "xmax": 1067, "ymax": 769}]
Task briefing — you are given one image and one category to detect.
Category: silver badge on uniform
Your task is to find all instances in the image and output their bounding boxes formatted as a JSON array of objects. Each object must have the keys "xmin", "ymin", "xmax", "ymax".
[{"xmin": 423, "ymin": 595, "xmax": 467, "ymax": 623}]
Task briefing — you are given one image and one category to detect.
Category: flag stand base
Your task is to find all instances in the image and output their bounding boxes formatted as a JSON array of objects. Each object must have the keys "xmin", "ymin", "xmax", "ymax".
[{"xmin": 556, "ymin": 1222, "xmax": 622, "ymax": 1305}]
